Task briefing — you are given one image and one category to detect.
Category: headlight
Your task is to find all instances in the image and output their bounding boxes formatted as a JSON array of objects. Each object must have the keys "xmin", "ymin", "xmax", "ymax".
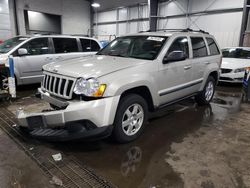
[
  {"xmin": 73, "ymin": 77, "xmax": 106, "ymax": 97},
  {"xmin": 234, "ymin": 68, "xmax": 246, "ymax": 73}
]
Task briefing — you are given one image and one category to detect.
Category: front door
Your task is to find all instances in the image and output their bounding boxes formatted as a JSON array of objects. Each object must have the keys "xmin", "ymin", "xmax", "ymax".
[
  {"xmin": 14, "ymin": 37, "xmax": 53, "ymax": 84},
  {"xmin": 157, "ymin": 36, "xmax": 194, "ymax": 105}
]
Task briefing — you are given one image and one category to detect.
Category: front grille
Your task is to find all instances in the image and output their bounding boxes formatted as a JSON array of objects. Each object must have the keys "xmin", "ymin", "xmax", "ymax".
[
  {"xmin": 220, "ymin": 77, "xmax": 233, "ymax": 81},
  {"xmin": 221, "ymin": 68, "xmax": 232, "ymax": 74},
  {"xmin": 42, "ymin": 72, "xmax": 76, "ymax": 99}
]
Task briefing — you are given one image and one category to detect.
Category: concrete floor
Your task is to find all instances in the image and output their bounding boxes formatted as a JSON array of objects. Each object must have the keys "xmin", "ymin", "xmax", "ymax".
[{"xmin": 0, "ymin": 84, "xmax": 250, "ymax": 188}]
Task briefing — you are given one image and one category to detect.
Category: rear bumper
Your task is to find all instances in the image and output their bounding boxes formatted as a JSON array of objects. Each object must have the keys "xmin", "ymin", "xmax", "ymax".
[{"xmin": 17, "ymin": 88, "xmax": 120, "ymax": 140}]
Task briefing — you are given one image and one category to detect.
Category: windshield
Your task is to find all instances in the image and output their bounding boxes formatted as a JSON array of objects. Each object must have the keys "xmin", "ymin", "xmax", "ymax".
[
  {"xmin": 97, "ymin": 36, "xmax": 168, "ymax": 60},
  {"xmin": 222, "ymin": 48, "xmax": 250, "ymax": 59},
  {"xmin": 0, "ymin": 36, "xmax": 30, "ymax": 53}
]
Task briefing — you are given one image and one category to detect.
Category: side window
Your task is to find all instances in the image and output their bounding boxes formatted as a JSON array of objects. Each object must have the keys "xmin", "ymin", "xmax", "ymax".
[
  {"xmin": 53, "ymin": 38, "xmax": 78, "ymax": 53},
  {"xmin": 206, "ymin": 37, "xmax": 220, "ymax": 56},
  {"xmin": 191, "ymin": 37, "xmax": 208, "ymax": 58},
  {"xmin": 91, "ymin": 40, "xmax": 100, "ymax": 51},
  {"xmin": 80, "ymin": 39, "xmax": 91, "ymax": 52},
  {"xmin": 167, "ymin": 37, "xmax": 189, "ymax": 58},
  {"xmin": 80, "ymin": 39, "xmax": 100, "ymax": 52},
  {"xmin": 21, "ymin": 38, "xmax": 49, "ymax": 55}
]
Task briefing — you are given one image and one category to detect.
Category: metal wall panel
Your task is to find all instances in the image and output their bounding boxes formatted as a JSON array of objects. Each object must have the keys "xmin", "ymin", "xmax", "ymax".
[
  {"xmin": 190, "ymin": 0, "xmax": 244, "ymax": 12},
  {"xmin": 0, "ymin": 0, "xmax": 11, "ymax": 40},
  {"xmin": 92, "ymin": 0, "xmax": 244, "ymax": 47},
  {"xmin": 158, "ymin": 0, "xmax": 244, "ymax": 47},
  {"xmin": 190, "ymin": 12, "xmax": 243, "ymax": 48},
  {"xmin": 118, "ymin": 8, "xmax": 128, "ymax": 21},
  {"xmin": 98, "ymin": 10, "xmax": 117, "ymax": 23}
]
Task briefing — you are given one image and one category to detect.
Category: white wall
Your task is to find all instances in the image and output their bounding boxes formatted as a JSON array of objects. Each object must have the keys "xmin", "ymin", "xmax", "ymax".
[
  {"xmin": 93, "ymin": 4, "xmax": 149, "ymax": 39},
  {"xmin": 158, "ymin": 0, "xmax": 244, "ymax": 48},
  {"xmin": 190, "ymin": 12, "xmax": 243, "ymax": 48},
  {"xmin": 0, "ymin": 0, "xmax": 12, "ymax": 40},
  {"xmin": 14, "ymin": 0, "xmax": 90, "ymax": 35},
  {"xmin": 93, "ymin": 0, "xmax": 244, "ymax": 47}
]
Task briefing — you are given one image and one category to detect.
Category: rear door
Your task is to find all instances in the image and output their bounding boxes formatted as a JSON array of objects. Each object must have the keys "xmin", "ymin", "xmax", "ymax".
[
  {"xmin": 189, "ymin": 36, "xmax": 210, "ymax": 91},
  {"xmin": 206, "ymin": 37, "xmax": 221, "ymax": 70},
  {"xmin": 14, "ymin": 37, "xmax": 53, "ymax": 84}
]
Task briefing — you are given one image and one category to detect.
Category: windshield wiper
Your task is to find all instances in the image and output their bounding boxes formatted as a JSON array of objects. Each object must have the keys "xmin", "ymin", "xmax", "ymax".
[
  {"xmin": 111, "ymin": 54, "xmax": 127, "ymax": 58},
  {"xmin": 98, "ymin": 52, "xmax": 127, "ymax": 58}
]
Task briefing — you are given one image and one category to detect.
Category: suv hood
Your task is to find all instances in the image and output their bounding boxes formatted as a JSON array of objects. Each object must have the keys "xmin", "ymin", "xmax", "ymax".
[
  {"xmin": 43, "ymin": 55, "xmax": 148, "ymax": 78},
  {"xmin": 221, "ymin": 58, "xmax": 250, "ymax": 69}
]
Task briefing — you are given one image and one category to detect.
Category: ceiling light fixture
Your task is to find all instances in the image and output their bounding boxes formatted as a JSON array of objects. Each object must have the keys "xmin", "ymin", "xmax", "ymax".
[{"xmin": 91, "ymin": 3, "xmax": 100, "ymax": 8}]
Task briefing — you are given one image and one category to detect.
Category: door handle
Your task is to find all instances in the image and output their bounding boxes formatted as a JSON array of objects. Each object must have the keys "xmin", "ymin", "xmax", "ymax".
[
  {"xmin": 55, "ymin": 56, "xmax": 62, "ymax": 60},
  {"xmin": 45, "ymin": 57, "xmax": 53, "ymax": 61},
  {"xmin": 205, "ymin": 62, "xmax": 211, "ymax": 65},
  {"xmin": 184, "ymin": 65, "xmax": 192, "ymax": 70}
]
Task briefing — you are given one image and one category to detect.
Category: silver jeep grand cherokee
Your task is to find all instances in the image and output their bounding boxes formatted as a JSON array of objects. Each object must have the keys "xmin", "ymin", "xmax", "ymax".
[{"xmin": 17, "ymin": 30, "xmax": 222, "ymax": 143}]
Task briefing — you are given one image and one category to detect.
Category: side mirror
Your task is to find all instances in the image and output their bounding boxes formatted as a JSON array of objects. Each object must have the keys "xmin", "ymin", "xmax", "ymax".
[
  {"xmin": 18, "ymin": 48, "xmax": 28, "ymax": 56},
  {"xmin": 163, "ymin": 51, "xmax": 187, "ymax": 64}
]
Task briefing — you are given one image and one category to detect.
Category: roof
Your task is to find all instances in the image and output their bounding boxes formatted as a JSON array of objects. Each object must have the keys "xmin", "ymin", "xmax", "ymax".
[
  {"xmin": 124, "ymin": 32, "xmax": 173, "ymax": 37},
  {"xmin": 122, "ymin": 30, "xmax": 212, "ymax": 38},
  {"xmin": 222, "ymin": 47, "xmax": 250, "ymax": 50},
  {"xmin": 17, "ymin": 34, "xmax": 96, "ymax": 40}
]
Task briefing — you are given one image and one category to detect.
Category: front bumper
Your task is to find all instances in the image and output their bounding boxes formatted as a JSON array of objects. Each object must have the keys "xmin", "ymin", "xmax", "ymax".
[
  {"xmin": 219, "ymin": 72, "xmax": 245, "ymax": 83},
  {"xmin": 17, "ymin": 88, "xmax": 120, "ymax": 140}
]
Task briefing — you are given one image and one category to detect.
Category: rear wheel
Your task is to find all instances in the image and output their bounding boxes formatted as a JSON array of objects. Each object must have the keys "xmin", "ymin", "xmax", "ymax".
[
  {"xmin": 113, "ymin": 94, "xmax": 148, "ymax": 143},
  {"xmin": 195, "ymin": 76, "xmax": 215, "ymax": 105}
]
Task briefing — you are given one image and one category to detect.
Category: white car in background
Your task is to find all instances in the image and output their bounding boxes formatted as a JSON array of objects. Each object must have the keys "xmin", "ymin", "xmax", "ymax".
[
  {"xmin": 0, "ymin": 35, "xmax": 101, "ymax": 86},
  {"xmin": 220, "ymin": 47, "xmax": 250, "ymax": 83}
]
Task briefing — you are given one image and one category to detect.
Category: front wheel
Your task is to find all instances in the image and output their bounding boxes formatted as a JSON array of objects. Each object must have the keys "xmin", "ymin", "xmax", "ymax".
[
  {"xmin": 195, "ymin": 76, "xmax": 215, "ymax": 106},
  {"xmin": 112, "ymin": 94, "xmax": 148, "ymax": 143}
]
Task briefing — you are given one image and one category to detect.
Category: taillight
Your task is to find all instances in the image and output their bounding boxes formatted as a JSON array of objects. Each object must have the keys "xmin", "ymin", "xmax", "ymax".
[
  {"xmin": 0, "ymin": 64, "xmax": 5, "ymax": 69},
  {"xmin": 219, "ymin": 56, "xmax": 223, "ymax": 67},
  {"xmin": 245, "ymin": 67, "xmax": 250, "ymax": 78}
]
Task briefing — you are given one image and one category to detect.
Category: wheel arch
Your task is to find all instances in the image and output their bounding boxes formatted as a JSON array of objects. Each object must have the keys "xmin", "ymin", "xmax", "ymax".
[
  {"xmin": 119, "ymin": 86, "xmax": 155, "ymax": 112},
  {"xmin": 209, "ymin": 71, "xmax": 219, "ymax": 84}
]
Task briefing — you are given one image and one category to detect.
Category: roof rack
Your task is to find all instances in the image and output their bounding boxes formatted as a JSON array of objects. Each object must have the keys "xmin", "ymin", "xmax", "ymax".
[{"xmin": 141, "ymin": 28, "xmax": 209, "ymax": 34}]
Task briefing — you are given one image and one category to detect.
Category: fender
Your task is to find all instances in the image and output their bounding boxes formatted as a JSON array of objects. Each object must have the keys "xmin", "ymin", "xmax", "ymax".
[{"xmin": 102, "ymin": 72, "xmax": 160, "ymax": 107}]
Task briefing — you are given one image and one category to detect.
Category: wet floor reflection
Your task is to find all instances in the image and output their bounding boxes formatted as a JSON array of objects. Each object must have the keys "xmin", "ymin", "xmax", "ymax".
[{"xmin": 51, "ymin": 86, "xmax": 243, "ymax": 188}]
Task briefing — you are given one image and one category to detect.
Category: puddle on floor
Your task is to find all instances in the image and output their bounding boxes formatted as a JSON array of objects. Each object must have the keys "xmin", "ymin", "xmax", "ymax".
[
  {"xmin": 0, "ymin": 84, "xmax": 245, "ymax": 188},
  {"xmin": 51, "ymin": 86, "xmax": 243, "ymax": 188}
]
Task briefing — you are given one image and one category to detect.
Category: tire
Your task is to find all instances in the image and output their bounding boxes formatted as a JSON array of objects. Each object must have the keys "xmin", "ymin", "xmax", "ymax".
[
  {"xmin": 195, "ymin": 76, "xmax": 215, "ymax": 106},
  {"xmin": 112, "ymin": 94, "xmax": 148, "ymax": 143}
]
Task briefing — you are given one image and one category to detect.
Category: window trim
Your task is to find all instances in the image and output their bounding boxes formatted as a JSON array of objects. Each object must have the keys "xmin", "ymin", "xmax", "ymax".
[
  {"xmin": 165, "ymin": 36, "xmax": 190, "ymax": 60},
  {"xmin": 205, "ymin": 37, "xmax": 220, "ymax": 56},
  {"xmin": 190, "ymin": 36, "xmax": 209, "ymax": 59}
]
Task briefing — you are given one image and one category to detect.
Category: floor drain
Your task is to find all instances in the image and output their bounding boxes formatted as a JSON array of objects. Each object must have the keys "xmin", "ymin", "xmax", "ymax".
[{"xmin": 0, "ymin": 107, "xmax": 115, "ymax": 188}]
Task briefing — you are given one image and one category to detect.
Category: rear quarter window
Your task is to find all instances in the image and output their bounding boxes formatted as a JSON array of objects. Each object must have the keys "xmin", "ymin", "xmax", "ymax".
[
  {"xmin": 191, "ymin": 37, "xmax": 208, "ymax": 58},
  {"xmin": 206, "ymin": 37, "xmax": 220, "ymax": 56},
  {"xmin": 80, "ymin": 39, "xmax": 100, "ymax": 52}
]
